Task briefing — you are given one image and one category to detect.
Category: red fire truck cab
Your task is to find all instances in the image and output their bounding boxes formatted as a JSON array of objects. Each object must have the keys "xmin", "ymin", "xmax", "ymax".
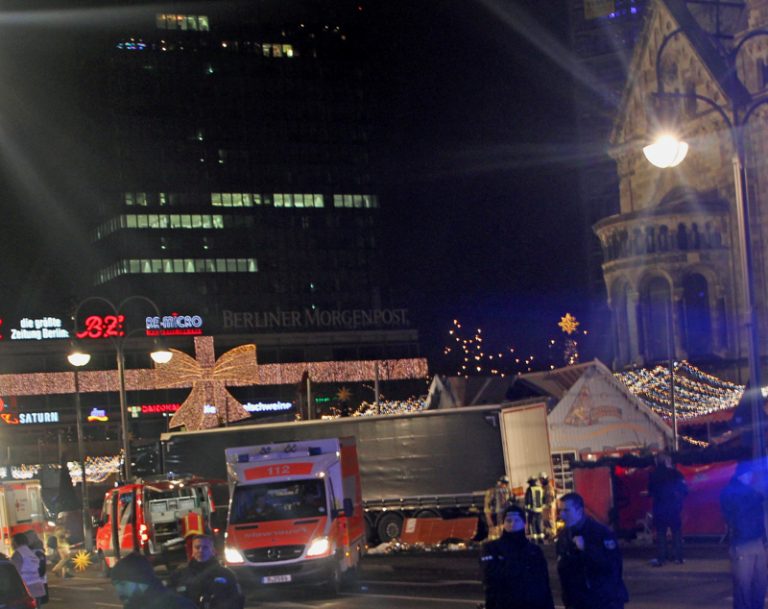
[{"xmin": 95, "ymin": 475, "xmax": 216, "ymax": 569}]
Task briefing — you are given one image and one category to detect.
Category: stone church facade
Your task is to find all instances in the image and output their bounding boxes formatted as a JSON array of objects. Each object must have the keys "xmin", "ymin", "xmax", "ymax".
[{"xmin": 597, "ymin": 0, "xmax": 768, "ymax": 382}]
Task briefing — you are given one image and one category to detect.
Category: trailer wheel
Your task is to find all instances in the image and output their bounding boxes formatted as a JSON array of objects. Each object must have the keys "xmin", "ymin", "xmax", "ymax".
[
  {"xmin": 376, "ymin": 512, "xmax": 404, "ymax": 543},
  {"xmin": 414, "ymin": 509, "xmax": 440, "ymax": 519}
]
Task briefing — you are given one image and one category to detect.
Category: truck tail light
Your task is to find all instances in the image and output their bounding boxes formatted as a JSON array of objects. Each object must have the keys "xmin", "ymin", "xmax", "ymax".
[{"xmin": 139, "ymin": 523, "xmax": 149, "ymax": 545}]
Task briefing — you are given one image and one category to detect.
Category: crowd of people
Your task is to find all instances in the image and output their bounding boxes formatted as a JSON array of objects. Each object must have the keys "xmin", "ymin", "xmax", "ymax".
[
  {"xmin": 481, "ymin": 492, "xmax": 628, "ymax": 609},
  {"xmin": 481, "ymin": 455, "xmax": 768, "ymax": 609},
  {"xmin": 110, "ymin": 534, "xmax": 244, "ymax": 609}
]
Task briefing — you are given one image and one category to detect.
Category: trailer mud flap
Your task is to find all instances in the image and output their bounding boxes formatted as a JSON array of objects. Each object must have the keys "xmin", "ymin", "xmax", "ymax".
[{"xmin": 400, "ymin": 517, "xmax": 477, "ymax": 545}]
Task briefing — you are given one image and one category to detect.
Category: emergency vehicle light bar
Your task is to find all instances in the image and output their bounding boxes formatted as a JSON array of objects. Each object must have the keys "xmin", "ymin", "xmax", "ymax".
[{"xmin": 235, "ymin": 444, "xmax": 324, "ymax": 463}]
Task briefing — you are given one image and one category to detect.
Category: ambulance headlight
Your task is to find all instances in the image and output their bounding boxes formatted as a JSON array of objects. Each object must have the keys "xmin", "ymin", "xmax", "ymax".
[
  {"xmin": 224, "ymin": 546, "xmax": 245, "ymax": 564},
  {"xmin": 306, "ymin": 536, "xmax": 331, "ymax": 558}
]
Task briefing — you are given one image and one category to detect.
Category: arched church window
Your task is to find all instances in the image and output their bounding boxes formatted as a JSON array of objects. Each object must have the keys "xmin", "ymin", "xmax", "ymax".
[
  {"xmin": 682, "ymin": 273, "xmax": 712, "ymax": 357},
  {"xmin": 640, "ymin": 276, "xmax": 672, "ymax": 362}
]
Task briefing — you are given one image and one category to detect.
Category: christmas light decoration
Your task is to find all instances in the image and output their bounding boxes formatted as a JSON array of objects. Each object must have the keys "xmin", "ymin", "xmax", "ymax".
[
  {"xmin": 443, "ymin": 320, "xmax": 535, "ymax": 376},
  {"xmin": 558, "ymin": 313, "xmax": 580, "ymax": 335},
  {"xmin": 156, "ymin": 337, "xmax": 256, "ymax": 430},
  {"xmin": 0, "ymin": 336, "xmax": 427, "ymax": 429},
  {"xmin": 72, "ymin": 550, "xmax": 93, "ymax": 571},
  {"xmin": 616, "ymin": 361, "xmax": 743, "ymax": 421}
]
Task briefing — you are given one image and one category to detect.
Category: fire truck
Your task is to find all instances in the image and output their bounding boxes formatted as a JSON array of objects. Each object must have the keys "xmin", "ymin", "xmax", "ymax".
[
  {"xmin": 94, "ymin": 475, "xmax": 218, "ymax": 569},
  {"xmin": 222, "ymin": 438, "xmax": 364, "ymax": 593},
  {"xmin": 0, "ymin": 481, "xmax": 46, "ymax": 556}
]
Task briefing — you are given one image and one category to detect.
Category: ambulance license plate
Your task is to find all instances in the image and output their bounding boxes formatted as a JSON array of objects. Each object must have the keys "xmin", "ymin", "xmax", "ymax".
[{"xmin": 262, "ymin": 575, "xmax": 291, "ymax": 584}]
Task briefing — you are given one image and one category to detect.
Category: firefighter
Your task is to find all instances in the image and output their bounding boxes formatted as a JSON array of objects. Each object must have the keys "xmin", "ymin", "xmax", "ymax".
[
  {"xmin": 170, "ymin": 535, "xmax": 244, "ymax": 609},
  {"xmin": 524, "ymin": 476, "xmax": 545, "ymax": 543},
  {"xmin": 484, "ymin": 476, "xmax": 512, "ymax": 539},
  {"xmin": 540, "ymin": 472, "xmax": 556, "ymax": 540},
  {"xmin": 181, "ymin": 510, "xmax": 208, "ymax": 561}
]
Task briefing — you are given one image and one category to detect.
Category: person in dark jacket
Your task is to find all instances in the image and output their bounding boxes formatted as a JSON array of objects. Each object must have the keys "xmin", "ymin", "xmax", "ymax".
[
  {"xmin": 556, "ymin": 492, "xmax": 628, "ymax": 609},
  {"xmin": 720, "ymin": 460, "xmax": 767, "ymax": 609},
  {"xmin": 110, "ymin": 552, "xmax": 197, "ymax": 609},
  {"xmin": 170, "ymin": 535, "xmax": 244, "ymax": 609},
  {"xmin": 480, "ymin": 505, "xmax": 554, "ymax": 609},
  {"xmin": 648, "ymin": 452, "xmax": 688, "ymax": 566}
]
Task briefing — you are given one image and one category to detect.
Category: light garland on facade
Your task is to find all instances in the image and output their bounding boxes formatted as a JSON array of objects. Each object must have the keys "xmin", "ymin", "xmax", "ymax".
[
  {"xmin": 616, "ymin": 360, "xmax": 743, "ymax": 420},
  {"xmin": 0, "ymin": 336, "xmax": 428, "ymax": 432},
  {"xmin": 318, "ymin": 397, "xmax": 427, "ymax": 419},
  {"xmin": 67, "ymin": 455, "xmax": 123, "ymax": 484}
]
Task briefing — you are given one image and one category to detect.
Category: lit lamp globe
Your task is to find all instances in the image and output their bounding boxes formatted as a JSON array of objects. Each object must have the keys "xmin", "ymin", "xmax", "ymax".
[
  {"xmin": 150, "ymin": 348, "xmax": 173, "ymax": 364},
  {"xmin": 643, "ymin": 134, "xmax": 689, "ymax": 168},
  {"xmin": 67, "ymin": 351, "xmax": 91, "ymax": 367}
]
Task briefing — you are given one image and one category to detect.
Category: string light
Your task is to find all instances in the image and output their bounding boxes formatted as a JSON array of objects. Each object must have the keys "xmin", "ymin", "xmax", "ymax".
[
  {"xmin": 616, "ymin": 360, "xmax": 743, "ymax": 420},
  {"xmin": 443, "ymin": 319, "xmax": 537, "ymax": 376}
]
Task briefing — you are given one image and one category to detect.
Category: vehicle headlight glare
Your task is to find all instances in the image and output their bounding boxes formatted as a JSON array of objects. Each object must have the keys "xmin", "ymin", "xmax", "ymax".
[
  {"xmin": 306, "ymin": 536, "xmax": 331, "ymax": 557},
  {"xmin": 224, "ymin": 546, "xmax": 245, "ymax": 564}
]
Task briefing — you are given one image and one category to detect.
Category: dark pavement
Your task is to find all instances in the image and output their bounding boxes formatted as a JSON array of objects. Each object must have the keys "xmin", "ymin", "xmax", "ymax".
[{"xmin": 48, "ymin": 541, "xmax": 734, "ymax": 609}]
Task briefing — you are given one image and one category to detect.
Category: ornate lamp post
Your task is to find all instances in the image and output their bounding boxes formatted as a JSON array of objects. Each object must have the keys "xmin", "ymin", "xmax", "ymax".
[
  {"xmin": 70, "ymin": 296, "xmax": 172, "ymax": 480},
  {"xmin": 643, "ymin": 27, "xmax": 768, "ymax": 463},
  {"xmin": 66, "ymin": 349, "xmax": 92, "ymax": 551}
]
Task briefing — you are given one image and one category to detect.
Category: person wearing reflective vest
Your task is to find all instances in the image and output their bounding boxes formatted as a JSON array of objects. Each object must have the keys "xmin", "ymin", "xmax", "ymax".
[{"xmin": 524, "ymin": 476, "xmax": 545, "ymax": 543}]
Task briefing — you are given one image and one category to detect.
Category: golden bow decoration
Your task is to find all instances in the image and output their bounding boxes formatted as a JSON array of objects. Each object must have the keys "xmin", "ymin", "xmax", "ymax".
[{"xmin": 155, "ymin": 339, "xmax": 258, "ymax": 431}]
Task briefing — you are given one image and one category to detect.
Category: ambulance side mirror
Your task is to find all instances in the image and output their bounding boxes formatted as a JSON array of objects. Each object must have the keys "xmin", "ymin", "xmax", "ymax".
[{"xmin": 342, "ymin": 498, "xmax": 354, "ymax": 518}]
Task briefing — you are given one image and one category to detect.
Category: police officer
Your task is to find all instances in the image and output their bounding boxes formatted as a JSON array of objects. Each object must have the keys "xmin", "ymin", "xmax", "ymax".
[
  {"xmin": 111, "ymin": 552, "xmax": 196, "ymax": 609},
  {"xmin": 720, "ymin": 460, "xmax": 766, "ymax": 609},
  {"xmin": 556, "ymin": 492, "xmax": 628, "ymax": 609},
  {"xmin": 480, "ymin": 505, "xmax": 554, "ymax": 609},
  {"xmin": 524, "ymin": 476, "xmax": 545, "ymax": 543},
  {"xmin": 170, "ymin": 535, "xmax": 244, "ymax": 609},
  {"xmin": 648, "ymin": 452, "xmax": 687, "ymax": 566}
]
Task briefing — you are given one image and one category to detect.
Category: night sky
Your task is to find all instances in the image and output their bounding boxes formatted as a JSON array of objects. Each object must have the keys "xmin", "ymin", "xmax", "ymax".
[
  {"xmin": 0, "ymin": 0, "xmax": 592, "ymax": 373},
  {"xmin": 364, "ymin": 1, "xmax": 590, "ymax": 370}
]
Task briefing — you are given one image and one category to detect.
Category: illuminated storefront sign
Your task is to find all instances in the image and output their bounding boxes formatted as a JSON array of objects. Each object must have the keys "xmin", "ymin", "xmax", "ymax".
[
  {"xmin": 243, "ymin": 401, "xmax": 292, "ymax": 413},
  {"xmin": 221, "ymin": 308, "xmax": 410, "ymax": 331},
  {"xmin": 193, "ymin": 402, "xmax": 294, "ymax": 415},
  {"xmin": 128, "ymin": 403, "xmax": 181, "ymax": 418},
  {"xmin": 8, "ymin": 317, "xmax": 69, "ymax": 341},
  {"xmin": 76, "ymin": 315, "xmax": 126, "ymax": 339},
  {"xmin": 0, "ymin": 397, "xmax": 60, "ymax": 425},
  {"xmin": 145, "ymin": 313, "xmax": 204, "ymax": 336},
  {"xmin": 87, "ymin": 408, "xmax": 109, "ymax": 422}
]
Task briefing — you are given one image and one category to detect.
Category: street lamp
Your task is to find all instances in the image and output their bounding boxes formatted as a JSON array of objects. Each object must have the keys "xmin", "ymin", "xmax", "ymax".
[
  {"xmin": 70, "ymin": 296, "xmax": 173, "ymax": 481},
  {"xmin": 66, "ymin": 349, "xmax": 92, "ymax": 552},
  {"xmin": 645, "ymin": 28, "xmax": 768, "ymax": 463}
]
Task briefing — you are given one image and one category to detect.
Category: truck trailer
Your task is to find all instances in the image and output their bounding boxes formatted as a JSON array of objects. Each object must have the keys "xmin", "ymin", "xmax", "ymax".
[{"xmin": 160, "ymin": 402, "xmax": 552, "ymax": 544}]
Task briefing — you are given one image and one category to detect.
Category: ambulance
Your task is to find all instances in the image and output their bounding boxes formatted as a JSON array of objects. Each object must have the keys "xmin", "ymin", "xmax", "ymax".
[
  {"xmin": 94, "ymin": 475, "xmax": 217, "ymax": 569},
  {"xmin": 222, "ymin": 438, "xmax": 365, "ymax": 593},
  {"xmin": 0, "ymin": 481, "xmax": 46, "ymax": 555}
]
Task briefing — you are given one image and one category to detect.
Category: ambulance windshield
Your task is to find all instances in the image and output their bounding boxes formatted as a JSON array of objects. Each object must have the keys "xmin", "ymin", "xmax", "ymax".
[{"xmin": 230, "ymin": 479, "xmax": 326, "ymax": 524}]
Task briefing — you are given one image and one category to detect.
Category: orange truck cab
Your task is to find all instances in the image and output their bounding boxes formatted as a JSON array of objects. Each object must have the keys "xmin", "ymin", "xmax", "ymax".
[
  {"xmin": 223, "ymin": 437, "xmax": 364, "ymax": 593},
  {"xmin": 95, "ymin": 475, "xmax": 215, "ymax": 569},
  {"xmin": 0, "ymin": 481, "xmax": 46, "ymax": 555}
]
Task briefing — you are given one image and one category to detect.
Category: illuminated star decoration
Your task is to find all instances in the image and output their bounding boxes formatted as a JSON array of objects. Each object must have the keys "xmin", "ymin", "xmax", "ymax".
[
  {"xmin": 155, "ymin": 336, "xmax": 257, "ymax": 430},
  {"xmin": 558, "ymin": 313, "xmax": 579, "ymax": 335},
  {"xmin": 72, "ymin": 550, "xmax": 93, "ymax": 571},
  {"xmin": 336, "ymin": 386, "xmax": 352, "ymax": 402}
]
